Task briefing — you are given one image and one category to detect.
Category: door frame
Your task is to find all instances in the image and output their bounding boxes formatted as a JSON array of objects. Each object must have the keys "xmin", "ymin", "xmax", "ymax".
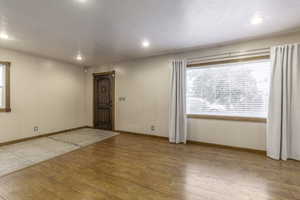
[{"xmin": 93, "ymin": 71, "xmax": 115, "ymax": 131}]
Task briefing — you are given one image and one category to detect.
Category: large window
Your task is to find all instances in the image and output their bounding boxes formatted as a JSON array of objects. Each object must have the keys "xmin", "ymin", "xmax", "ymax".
[
  {"xmin": 187, "ymin": 59, "xmax": 271, "ymax": 119},
  {"xmin": 0, "ymin": 62, "xmax": 11, "ymax": 112}
]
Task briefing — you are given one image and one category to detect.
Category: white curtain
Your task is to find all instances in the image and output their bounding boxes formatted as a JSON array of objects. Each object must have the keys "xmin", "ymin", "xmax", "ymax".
[
  {"xmin": 267, "ymin": 44, "xmax": 300, "ymax": 160},
  {"xmin": 169, "ymin": 60, "xmax": 187, "ymax": 144}
]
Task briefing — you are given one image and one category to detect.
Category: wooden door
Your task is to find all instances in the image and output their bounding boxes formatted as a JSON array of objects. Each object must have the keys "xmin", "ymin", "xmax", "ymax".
[{"xmin": 93, "ymin": 72, "xmax": 115, "ymax": 130}]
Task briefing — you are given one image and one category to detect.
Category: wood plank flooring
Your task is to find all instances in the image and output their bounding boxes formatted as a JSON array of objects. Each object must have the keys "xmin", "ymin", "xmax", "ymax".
[{"xmin": 0, "ymin": 133, "xmax": 299, "ymax": 200}]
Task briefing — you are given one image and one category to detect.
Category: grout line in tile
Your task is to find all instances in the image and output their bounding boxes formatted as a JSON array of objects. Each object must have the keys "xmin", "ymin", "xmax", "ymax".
[{"xmin": 47, "ymin": 136, "xmax": 82, "ymax": 148}]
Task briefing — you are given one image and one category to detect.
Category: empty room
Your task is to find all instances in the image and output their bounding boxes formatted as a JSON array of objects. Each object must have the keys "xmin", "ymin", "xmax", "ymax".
[{"xmin": 0, "ymin": 0, "xmax": 300, "ymax": 199}]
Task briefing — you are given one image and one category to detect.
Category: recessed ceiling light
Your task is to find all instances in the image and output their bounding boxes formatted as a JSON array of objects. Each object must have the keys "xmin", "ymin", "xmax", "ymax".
[
  {"xmin": 77, "ymin": 0, "xmax": 86, "ymax": 3},
  {"xmin": 142, "ymin": 40, "xmax": 150, "ymax": 48},
  {"xmin": 0, "ymin": 32, "xmax": 9, "ymax": 40},
  {"xmin": 251, "ymin": 16, "xmax": 263, "ymax": 25},
  {"xmin": 76, "ymin": 54, "xmax": 83, "ymax": 61}
]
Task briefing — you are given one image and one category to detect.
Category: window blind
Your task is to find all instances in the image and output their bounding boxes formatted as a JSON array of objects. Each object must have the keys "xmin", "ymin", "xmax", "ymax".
[
  {"xmin": 187, "ymin": 59, "xmax": 271, "ymax": 118},
  {"xmin": 0, "ymin": 65, "xmax": 4, "ymax": 108}
]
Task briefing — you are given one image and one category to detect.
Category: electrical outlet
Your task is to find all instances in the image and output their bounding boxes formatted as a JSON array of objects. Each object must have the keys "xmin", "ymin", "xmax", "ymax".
[
  {"xmin": 34, "ymin": 126, "xmax": 39, "ymax": 132},
  {"xmin": 151, "ymin": 125, "xmax": 155, "ymax": 131}
]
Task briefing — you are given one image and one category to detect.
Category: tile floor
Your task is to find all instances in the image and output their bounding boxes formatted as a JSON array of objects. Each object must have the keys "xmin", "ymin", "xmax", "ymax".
[{"xmin": 0, "ymin": 128, "xmax": 118, "ymax": 177}]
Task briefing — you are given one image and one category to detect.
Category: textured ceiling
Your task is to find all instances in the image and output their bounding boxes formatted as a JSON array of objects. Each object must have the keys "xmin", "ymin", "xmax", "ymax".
[{"xmin": 0, "ymin": 0, "xmax": 300, "ymax": 66}]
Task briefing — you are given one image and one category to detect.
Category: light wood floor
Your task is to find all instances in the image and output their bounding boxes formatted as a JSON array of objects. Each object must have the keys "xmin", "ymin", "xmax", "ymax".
[{"xmin": 0, "ymin": 133, "xmax": 299, "ymax": 200}]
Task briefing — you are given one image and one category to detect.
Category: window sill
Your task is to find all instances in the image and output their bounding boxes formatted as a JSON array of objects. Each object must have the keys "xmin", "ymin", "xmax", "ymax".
[
  {"xmin": 0, "ymin": 108, "xmax": 11, "ymax": 113},
  {"xmin": 187, "ymin": 114, "xmax": 267, "ymax": 123}
]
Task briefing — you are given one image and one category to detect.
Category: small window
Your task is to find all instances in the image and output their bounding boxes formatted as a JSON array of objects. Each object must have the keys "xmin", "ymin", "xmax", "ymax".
[
  {"xmin": 0, "ymin": 62, "xmax": 11, "ymax": 112},
  {"xmin": 187, "ymin": 59, "xmax": 271, "ymax": 119}
]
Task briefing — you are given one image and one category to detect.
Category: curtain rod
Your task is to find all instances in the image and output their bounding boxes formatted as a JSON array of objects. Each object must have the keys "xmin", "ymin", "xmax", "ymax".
[{"xmin": 187, "ymin": 47, "xmax": 270, "ymax": 63}]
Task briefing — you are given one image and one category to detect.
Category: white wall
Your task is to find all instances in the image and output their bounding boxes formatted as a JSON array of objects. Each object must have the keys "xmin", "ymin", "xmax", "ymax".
[
  {"xmin": 86, "ymin": 31, "xmax": 300, "ymax": 151},
  {"xmin": 86, "ymin": 55, "xmax": 174, "ymax": 137},
  {"xmin": 0, "ymin": 48, "xmax": 86, "ymax": 143},
  {"xmin": 188, "ymin": 119, "xmax": 266, "ymax": 150}
]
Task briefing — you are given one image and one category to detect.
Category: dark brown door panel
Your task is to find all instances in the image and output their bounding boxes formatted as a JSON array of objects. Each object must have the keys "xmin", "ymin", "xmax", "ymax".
[{"xmin": 93, "ymin": 72, "xmax": 115, "ymax": 130}]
